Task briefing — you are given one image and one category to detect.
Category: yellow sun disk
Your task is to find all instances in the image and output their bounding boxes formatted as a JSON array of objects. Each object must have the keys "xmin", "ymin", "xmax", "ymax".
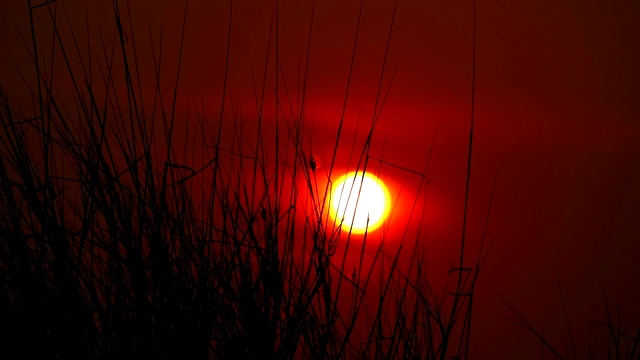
[{"xmin": 330, "ymin": 172, "xmax": 390, "ymax": 234}]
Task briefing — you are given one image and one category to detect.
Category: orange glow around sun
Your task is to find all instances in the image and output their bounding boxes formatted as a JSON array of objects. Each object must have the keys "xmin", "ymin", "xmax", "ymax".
[{"xmin": 329, "ymin": 171, "xmax": 391, "ymax": 234}]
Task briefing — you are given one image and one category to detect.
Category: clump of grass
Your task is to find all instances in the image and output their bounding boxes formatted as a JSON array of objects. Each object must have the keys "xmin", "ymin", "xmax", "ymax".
[{"xmin": 0, "ymin": 1, "xmax": 496, "ymax": 359}]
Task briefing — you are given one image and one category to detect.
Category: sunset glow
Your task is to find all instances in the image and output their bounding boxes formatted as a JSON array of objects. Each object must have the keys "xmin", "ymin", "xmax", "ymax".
[{"xmin": 329, "ymin": 171, "xmax": 390, "ymax": 234}]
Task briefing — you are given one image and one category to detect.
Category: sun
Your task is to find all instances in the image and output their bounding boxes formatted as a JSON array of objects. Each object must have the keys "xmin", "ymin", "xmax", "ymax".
[{"xmin": 329, "ymin": 171, "xmax": 391, "ymax": 234}]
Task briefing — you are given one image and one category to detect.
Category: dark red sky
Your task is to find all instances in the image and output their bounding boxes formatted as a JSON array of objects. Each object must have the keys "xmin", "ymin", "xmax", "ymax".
[{"xmin": 1, "ymin": 0, "xmax": 639, "ymax": 357}]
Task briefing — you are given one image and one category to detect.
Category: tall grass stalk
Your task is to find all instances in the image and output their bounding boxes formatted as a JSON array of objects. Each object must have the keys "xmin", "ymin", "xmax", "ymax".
[{"xmin": 0, "ymin": 1, "xmax": 498, "ymax": 359}]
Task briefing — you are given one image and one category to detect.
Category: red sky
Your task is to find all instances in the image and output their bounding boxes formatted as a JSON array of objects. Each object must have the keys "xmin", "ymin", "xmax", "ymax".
[{"xmin": 1, "ymin": 0, "xmax": 639, "ymax": 358}]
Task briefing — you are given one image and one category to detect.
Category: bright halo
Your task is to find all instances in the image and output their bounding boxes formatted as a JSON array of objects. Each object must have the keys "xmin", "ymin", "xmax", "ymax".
[{"xmin": 329, "ymin": 171, "xmax": 390, "ymax": 234}]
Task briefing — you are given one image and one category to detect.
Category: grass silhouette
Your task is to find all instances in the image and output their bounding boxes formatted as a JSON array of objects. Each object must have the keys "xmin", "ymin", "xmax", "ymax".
[{"xmin": 0, "ymin": 1, "xmax": 637, "ymax": 359}]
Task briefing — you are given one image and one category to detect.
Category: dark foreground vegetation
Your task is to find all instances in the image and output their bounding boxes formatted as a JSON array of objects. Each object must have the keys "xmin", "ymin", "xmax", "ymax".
[{"xmin": 0, "ymin": 1, "xmax": 637, "ymax": 359}]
